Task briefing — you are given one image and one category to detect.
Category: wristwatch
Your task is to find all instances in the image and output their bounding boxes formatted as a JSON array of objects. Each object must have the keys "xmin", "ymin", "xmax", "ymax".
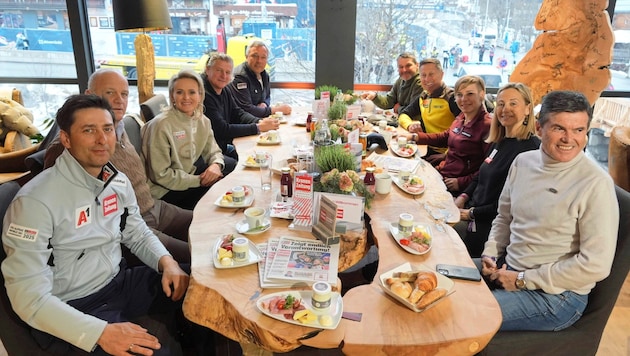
[{"xmin": 515, "ymin": 271, "xmax": 526, "ymax": 290}]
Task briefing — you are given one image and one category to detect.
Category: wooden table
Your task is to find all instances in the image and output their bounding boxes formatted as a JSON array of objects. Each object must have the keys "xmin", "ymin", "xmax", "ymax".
[{"xmin": 182, "ymin": 111, "xmax": 502, "ymax": 355}]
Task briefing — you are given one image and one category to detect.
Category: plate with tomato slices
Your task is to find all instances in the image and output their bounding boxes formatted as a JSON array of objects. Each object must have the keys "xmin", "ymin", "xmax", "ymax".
[
  {"xmin": 256, "ymin": 291, "xmax": 343, "ymax": 330},
  {"xmin": 389, "ymin": 222, "xmax": 432, "ymax": 255},
  {"xmin": 391, "ymin": 142, "xmax": 418, "ymax": 158}
]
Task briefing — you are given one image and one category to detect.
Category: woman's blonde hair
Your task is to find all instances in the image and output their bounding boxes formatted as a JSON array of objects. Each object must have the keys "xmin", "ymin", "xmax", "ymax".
[{"xmin": 487, "ymin": 82, "xmax": 537, "ymax": 143}]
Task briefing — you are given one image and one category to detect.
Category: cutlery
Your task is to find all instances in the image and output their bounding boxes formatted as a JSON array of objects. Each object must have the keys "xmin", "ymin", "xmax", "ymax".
[{"xmin": 244, "ymin": 223, "xmax": 270, "ymax": 233}]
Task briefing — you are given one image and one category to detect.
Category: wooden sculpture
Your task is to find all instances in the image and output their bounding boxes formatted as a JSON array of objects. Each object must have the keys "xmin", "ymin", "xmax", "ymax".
[{"xmin": 510, "ymin": 0, "xmax": 614, "ymax": 106}]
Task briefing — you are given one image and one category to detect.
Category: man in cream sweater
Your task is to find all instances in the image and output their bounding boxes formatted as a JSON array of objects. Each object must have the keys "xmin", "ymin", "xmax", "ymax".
[{"xmin": 480, "ymin": 90, "xmax": 619, "ymax": 331}]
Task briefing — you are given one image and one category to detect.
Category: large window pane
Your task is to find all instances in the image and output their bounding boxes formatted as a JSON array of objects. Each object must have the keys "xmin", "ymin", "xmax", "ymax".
[
  {"xmin": 0, "ymin": 1, "xmax": 76, "ymax": 79},
  {"xmin": 355, "ymin": 0, "xmax": 542, "ymax": 89},
  {"xmin": 611, "ymin": 0, "xmax": 630, "ymax": 91}
]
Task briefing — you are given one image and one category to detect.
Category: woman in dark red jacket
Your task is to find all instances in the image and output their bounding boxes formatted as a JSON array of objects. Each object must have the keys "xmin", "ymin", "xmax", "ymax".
[{"xmin": 410, "ymin": 75, "xmax": 492, "ymax": 194}]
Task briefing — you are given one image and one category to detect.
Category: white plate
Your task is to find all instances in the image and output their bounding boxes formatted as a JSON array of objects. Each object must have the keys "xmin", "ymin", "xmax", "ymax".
[
  {"xmin": 257, "ymin": 136, "xmax": 282, "ymax": 145},
  {"xmin": 379, "ymin": 262, "xmax": 454, "ymax": 312},
  {"xmin": 271, "ymin": 158, "xmax": 298, "ymax": 175},
  {"xmin": 235, "ymin": 218, "xmax": 271, "ymax": 235},
  {"xmin": 243, "ymin": 156, "xmax": 261, "ymax": 168},
  {"xmin": 214, "ymin": 185, "xmax": 255, "ymax": 208},
  {"xmin": 390, "ymin": 142, "xmax": 418, "ymax": 158},
  {"xmin": 373, "ymin": 125, "xmax": 398, "ymax": 138},
  {"xmin": 256, "ymin": 291, "xmax": 343, "ymax": 330},
  {"xmin": 389, "ymin": 222, "xmax": 432, "ymax": 255},
  {"xmin": 213, "ymin": 236, "xmax": 263, "ymax": 269},
  {"xmin": 391, "ymin": 174, "xmax": 425, "ymax": 195}
]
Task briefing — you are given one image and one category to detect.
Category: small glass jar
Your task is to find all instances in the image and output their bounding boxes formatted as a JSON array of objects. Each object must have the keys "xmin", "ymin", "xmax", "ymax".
[
  {"xmin": 311, "ymin": 281, "xmax": 332, "ymax": 309},
  {"xmin": 398, "ymin": 213, "xmax": 414, "ymax": 234},
  {"xmin": 364, "ymin": 167, "xmax": 376, "ymax": 194},
  {"xmin": 231, "ymin": 186, "xmax": 245, "ymax": 203},
  {"xmin": 359, "ymin": 133, "xmax": 368, "ymax": 156},
  {"xmin": 232, "ymin": 237, "xmax": 249, "ymax": 262}
]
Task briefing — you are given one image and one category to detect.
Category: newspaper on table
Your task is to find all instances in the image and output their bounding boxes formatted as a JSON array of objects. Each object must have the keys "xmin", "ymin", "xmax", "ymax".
[
  {"xmin": 257, "ymin": 239, "xmax": 297, "ymax": 289},
  {"xmin": 365, "ymin": 151, "xmax": 419, "ymax": 173},
  {"xmin": 266, "ymin": 236, "xmax": 339, "ymax": 286}
]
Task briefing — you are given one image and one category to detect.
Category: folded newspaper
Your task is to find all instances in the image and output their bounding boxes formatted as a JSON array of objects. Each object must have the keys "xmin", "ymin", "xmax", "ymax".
[{"xmin": 265, "ymin": 236, "xmax": 339, "ymax": 286}]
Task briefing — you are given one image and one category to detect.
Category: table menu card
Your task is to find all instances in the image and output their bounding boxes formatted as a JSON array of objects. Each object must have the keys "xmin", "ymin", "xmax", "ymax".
[{"xmin": 289, "ymin": 172, "xmax": 314, "ymax": 231}]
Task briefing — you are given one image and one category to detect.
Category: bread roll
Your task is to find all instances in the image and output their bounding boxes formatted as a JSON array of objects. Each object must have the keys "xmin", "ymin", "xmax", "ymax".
[
  {"xmin": 390, "ymin": 281, "xmax": 412, "ymax": 299},
  {"xmin": 408, "ymin": 287, "xmax": 426, "ymax": 304},
  {"xmin": 414, "ymin": 272, "xmax": 437, "ymax": 292},
  {"xmin": 416, "ymin": 288, "xmax": 447, "ymax": 309}
]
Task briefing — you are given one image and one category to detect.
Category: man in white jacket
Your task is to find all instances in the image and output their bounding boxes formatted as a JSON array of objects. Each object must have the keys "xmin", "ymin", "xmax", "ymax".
[{"xmin": 1, "ymin": 95, "xmax": 189, "ymax": 355}]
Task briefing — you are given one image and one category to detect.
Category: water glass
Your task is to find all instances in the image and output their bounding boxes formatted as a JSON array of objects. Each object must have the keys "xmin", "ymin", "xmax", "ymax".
[{"xmin": 259, "ymin": 153, "xmax": 272, "ymax": 191}]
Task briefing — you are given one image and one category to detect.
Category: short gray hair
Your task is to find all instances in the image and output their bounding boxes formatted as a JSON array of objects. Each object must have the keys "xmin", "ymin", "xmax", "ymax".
[{"xmin": 246, "ymin": 40, "xmax": 269, "ymax": 56}]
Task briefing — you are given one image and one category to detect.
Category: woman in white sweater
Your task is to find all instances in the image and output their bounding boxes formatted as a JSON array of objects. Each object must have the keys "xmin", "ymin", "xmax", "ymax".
[
  {"xmin": 142, "ymin": 69, "xmax": 225, "ymax": 210},
  {"xmin": 480, "ymin": 90, "xmax": 619, "ymax": 331}
]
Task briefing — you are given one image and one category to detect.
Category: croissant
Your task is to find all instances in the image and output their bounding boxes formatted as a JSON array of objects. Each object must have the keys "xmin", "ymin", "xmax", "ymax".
[
  {"xmin": 414, "ymin": 272, "xmax": 437, "ymax": 292},
  {"xmin": 416, "ymin": 288, "xmax": 447, "ymax": 309}
]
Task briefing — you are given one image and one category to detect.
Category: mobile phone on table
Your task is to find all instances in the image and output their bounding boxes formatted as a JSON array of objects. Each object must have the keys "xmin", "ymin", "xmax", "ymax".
[{"xmin": 436, "ymin": 264, "xmax": 482, "ymax": 281}]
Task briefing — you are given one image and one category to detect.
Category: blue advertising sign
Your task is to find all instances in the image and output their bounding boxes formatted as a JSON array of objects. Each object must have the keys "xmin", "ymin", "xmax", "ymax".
[
  {"xmin": 0, "ymin": 28, "xmax": 72, "ymax": 52},
  {"xmin": 116, "ymin": 33, "xmax": 167, "ymax": 56}
]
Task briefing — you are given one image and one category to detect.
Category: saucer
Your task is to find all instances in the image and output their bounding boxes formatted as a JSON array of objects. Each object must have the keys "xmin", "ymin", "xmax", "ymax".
[{"xmin": 236, "ymin": 219, "xmax": 271, "ymax": 234}]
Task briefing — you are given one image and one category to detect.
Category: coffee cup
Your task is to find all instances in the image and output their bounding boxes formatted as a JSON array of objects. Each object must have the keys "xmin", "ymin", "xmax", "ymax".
[
  {"xmin": 244, "ymin": 207, "xmax": 266, "ymax": 228},
  {"xmin": 397, "ymin": 136, "xmax": 407, "ymax": 147},
  {"xmin": 375, "ymin": 173, "xmax": 392, "ymax": 194},
  {"xmin": 267, "ymin": 130, "xmax": 279, "ymax": 142}
]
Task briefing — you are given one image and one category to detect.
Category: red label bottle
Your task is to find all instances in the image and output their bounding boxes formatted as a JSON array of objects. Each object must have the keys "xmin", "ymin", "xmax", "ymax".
[
  {"xmin": 280, "ymin": 167, "xmax": 293, "ymax": 199},
  {"xmin": 364, "ymin": 167, "xmax": 376, "ymax": 194}
]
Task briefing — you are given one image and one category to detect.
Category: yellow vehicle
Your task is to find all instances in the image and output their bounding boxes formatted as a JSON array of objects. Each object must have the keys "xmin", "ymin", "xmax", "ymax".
[{"xmin": 98, "ymin": 34, "xmax": 272, "ymax": 80}]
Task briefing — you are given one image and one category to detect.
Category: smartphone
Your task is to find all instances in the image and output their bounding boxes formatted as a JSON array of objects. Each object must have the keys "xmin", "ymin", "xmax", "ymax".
[{"xmin": 436, "ymin": 264, "xmax": 482, "ymax": 281}]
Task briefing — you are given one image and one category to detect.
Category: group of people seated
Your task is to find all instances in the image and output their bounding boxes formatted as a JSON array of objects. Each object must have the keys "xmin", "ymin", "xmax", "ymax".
[
  {"xmin": 1, "ymin": 40, "xmax": 290, "ymax": 355},
  {"xmin": 366, "ymin": 52, "xmax": 619, "ymax": 334},
  {"xmin": 0, "ymin": 44, "xmax": 620, "ymax": 355}
]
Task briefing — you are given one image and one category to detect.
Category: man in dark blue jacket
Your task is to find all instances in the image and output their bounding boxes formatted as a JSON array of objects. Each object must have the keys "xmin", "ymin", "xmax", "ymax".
[
  {"xmin": 202, "ymin": 53, "xmax": 279, "ymax": 172},
  {"xmin": 228, "ymin": 41, "xmax": 291, "ymax": 118}
]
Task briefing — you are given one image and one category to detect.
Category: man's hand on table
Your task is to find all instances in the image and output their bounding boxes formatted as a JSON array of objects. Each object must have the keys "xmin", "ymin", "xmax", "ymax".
[
  {"xmin": 272, "ymin": 104, "xmax": 292, "ymax": 115},
  {"xmin": 97, "ymin": 322, "xmax": 160, "ymax": 356},
  {"xmin": 258, "ymin": 117, "xmax": 280, "ymax": 132},
  {"xmin": 158, "ymin": 255, "xmax": 189, "ymax": 301}
]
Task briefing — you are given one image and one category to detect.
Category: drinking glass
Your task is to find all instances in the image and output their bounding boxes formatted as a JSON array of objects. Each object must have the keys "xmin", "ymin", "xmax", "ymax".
[{"xmin": 259, "ymin": 152, "xmax": 272, "ymax": 191}]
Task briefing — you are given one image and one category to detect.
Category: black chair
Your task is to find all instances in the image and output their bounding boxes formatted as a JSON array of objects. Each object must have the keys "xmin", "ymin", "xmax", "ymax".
[
  {"xmin": 479, "ymin": 185, "xmax": 630, "ymax": 356},
  {"xmin": 0, "ymin": 182, "xmax": 48, "ymax": 355}
]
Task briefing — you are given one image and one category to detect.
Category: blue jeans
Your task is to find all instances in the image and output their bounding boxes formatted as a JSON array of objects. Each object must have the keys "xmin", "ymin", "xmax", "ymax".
[
  {"xmin": 493, "ymin": 288, "xmax": 587, "ymax": 331},
  {"xmin": 473, "ymin": 258, "xmax": 588, "ymax": 331}
]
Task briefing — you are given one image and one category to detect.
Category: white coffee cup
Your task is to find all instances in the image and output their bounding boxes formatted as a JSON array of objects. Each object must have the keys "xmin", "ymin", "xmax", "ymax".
[
  {"xmin": 244, "ymin": 207, "xmax": 266, "ymax": 229},
  {"xmin": 397, "ymin": 136, "xmax": 407, "ymax": 147},
  {"xmin": 375, "ymin": 173, "xmax": 392, "ymax": 194},
  {"xmin": 267, "ymin": 130, "xmax": 279, "ymax": 142}
]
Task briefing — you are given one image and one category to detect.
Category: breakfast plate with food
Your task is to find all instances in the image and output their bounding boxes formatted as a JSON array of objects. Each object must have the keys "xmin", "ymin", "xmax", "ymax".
[
  {"xmin": 257, "ymin": 291, "xmax": 343, "ymax": 329},
  {"xmin": 213, "ymin": 234, "xmax": 263, "ymax": 269},
  {"xmin": 390, "ymin": 142, "xmax": 418, "ymax": 158},
  {"xmin": 392, "ymin": 174, "xmax": 425, "ymax": 195},
  {"xmin": 379, "ymin": 262, "xmax": 454, "ymax": 312},
  {"xmin": 257, "ymin": 133, "xmax": 282, "ymax": 145},
  {"xmin": 243, "ymin": 155, "xmax": 261, "ymax": 168},
  {"xmin": 389, "ymin": 223, "xmax": 432, "ymax": 255},
  {"xmin": 214, "ymin": 185, "xmax": 254, "ymax": 208},
  {"xmin": 373, "ymin": 125, "xmax": 398, "ymax": 137},
  {"xmin": 271, "ymin": 157, "xmax": 300, "ymax": 176}
]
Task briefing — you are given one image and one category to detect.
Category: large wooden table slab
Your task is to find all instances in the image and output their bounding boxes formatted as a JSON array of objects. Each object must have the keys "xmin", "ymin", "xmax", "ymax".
[{"xmin": 182, "ymin": 110, "xmax": 501, "ymax": 354}]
